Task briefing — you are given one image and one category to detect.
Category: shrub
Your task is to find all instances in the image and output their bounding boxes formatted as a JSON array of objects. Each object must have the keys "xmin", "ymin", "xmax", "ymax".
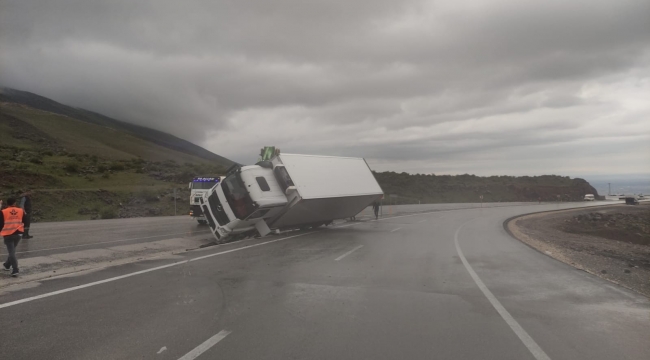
[
  {"xmin": 29, "ymin": 156, "xmax": 43, "ymax": 164},
  {"xmin": 100, "ymin": 207, "xmax": 117, "ymax": 219},
  {"xmin": 64, "ymin": 162, "xmax": 79, "ymax": 173},
  {"xmin": 97, "ymin": 164, "xmax": 108, "ymax": 173},
  {"xmin": 110, "ymin": 163, "xmax": 126, "ymax": 171},
  {"xmin": 138, "ymin": 189, "xmax": 160, "ymax": 202},
  {"xmin": 101, "ymin": 173, "xmax": 110, "ymax": 179}
]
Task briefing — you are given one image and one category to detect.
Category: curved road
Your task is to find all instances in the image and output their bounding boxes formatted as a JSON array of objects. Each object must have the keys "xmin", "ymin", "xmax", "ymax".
[{"xmin": 0, "ymin": 202, "xmax": 648, "ymax": 359}]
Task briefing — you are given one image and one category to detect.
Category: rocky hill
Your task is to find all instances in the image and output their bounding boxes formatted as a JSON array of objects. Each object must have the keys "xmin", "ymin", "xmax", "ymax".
[{"xmin": 374, "ymin": 172, "xmax": 599, "ymax": 204}]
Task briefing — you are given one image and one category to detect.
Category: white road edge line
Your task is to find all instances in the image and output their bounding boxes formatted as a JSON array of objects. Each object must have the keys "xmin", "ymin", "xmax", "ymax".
[
  {"xmin": 178, "ymin": 330, "xmax": 231, "ymax": 360},
  {"xmin": 4, "ymin": 230, "xmax": 212, "ymax": 255},
  {"xmin": 0, "ymin": 231, "xmax": 318, "ymax": 309},
  {"xmin": 335, "ymin": 245, "xmax": 364, "ymax": 261},
  {"xmin": 454, "ymin": 225, "xmax": 551, "ymax": 360},
  {"xmin": 390, "ymin": 227, "xmax": 402, "ymax": 232}
]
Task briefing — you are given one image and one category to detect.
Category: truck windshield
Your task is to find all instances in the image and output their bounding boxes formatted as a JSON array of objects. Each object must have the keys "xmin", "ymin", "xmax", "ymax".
[{"xmin": 221, "ymin": 173, "xmax": 256, "ymax": 219}]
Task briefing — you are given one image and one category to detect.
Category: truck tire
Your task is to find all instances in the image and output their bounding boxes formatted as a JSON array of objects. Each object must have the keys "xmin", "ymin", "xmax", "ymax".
[{"xmin": 197, "ymin": 219, "xmax": 208, "ymax": 225}]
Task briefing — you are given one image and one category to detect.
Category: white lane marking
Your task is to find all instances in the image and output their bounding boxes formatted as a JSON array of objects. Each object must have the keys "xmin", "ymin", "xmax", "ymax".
[
  {"xmin": 390, "ymin": 227, "xmax": 402, "ymax": 233},
  {"xmin": 157, "ymin": 346, "xmax": 167, "ymax": 354},
  {"xmin": 3, "ymin": 231, "xmax": 211, "ymax": 255},
  {"xmin": 0, "ymin": 231, "xmax": 318, "ymax": 309},
  {"xmin": 335, "ymin": 245, "xmax": 364, "ymax": 261},
  {"xmin": 454, "ymin": 226, "xmax": 551, "ymax": 360},
  {"xmin": 178, "ymin": 330, "xmax": 231, "ymax": 360}
]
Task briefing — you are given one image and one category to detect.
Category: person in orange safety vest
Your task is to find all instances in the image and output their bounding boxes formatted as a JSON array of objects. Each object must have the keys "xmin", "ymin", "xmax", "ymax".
[{"xmin": 1, "ymin": 198, "xmax": 25, "ymax": 277}]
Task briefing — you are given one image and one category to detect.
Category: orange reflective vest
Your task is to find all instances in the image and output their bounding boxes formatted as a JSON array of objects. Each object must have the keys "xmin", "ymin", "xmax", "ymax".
[{"xmin": 1, "ymin": 206, "xmax": 25, "ymax": 236}]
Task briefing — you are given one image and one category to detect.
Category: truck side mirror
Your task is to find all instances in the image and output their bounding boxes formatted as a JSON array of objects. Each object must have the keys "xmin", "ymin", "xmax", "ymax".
[{"xmin": 188, "ymin": 182, "xmax": 192, "ymax": 190}]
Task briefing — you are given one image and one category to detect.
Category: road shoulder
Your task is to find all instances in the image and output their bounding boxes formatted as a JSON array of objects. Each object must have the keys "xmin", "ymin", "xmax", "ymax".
[
  {"xmin": 0, "ymin": 237, "xmax": 211, "ymax": 290},
  {"xmin": 506, "ymin": 204, "xmax": 650, "ymax": 297}
]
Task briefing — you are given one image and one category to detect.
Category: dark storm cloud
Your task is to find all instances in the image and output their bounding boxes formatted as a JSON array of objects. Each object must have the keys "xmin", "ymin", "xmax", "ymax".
[{"xmin": 1, "ymin": 0, "xmax": 649, "ymax": 175}]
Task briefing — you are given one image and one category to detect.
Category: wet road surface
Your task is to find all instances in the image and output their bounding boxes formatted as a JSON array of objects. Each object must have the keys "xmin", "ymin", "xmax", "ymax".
[{"xmin": 1, "ymin": 201, "xmax": 647, "ymax": 359}]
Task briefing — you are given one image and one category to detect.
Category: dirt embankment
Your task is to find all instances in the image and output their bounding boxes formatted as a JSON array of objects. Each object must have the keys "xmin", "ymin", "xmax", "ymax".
[{"xmin": 508, "ymin": 203, "xmax": 650, "ymax": 297}]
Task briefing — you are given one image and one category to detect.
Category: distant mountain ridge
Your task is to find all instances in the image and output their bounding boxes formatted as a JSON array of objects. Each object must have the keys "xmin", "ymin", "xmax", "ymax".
[{"xmin": 0, "ymin": 87, "xmax": 232, "ymax": 167}]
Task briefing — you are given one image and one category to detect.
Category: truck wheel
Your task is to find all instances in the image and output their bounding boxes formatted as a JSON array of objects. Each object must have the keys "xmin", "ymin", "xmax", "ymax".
[{"xmin": 197, "ymin": 220, "xmax": 208, "ymax": 225}]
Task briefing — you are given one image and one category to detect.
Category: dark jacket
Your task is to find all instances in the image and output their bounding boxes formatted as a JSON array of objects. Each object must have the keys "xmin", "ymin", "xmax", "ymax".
[{"xmin": 20, "ymin": 196, "xmax": 32, "ymax": 214}]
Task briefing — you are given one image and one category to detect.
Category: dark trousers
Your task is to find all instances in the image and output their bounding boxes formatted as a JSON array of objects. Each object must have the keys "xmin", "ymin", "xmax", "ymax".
[
  {"xmin": 23, "ymin": 213, "xmax": 31, "ymax": 236},
  {"xmin": 3, "ymin": 234, "xmax": 20, "ymax": 271},
  {"xmin": 373, "ymin": 206, "xmax": 379, "ymax": 219}
]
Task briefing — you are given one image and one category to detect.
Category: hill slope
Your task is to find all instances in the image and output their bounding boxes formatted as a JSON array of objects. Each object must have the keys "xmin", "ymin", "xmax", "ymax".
[
  {"xmin": 0, "ymin": 88, "xmax": 232, "ymax": 221},
  {"xmin": 0, "ymin": 87, "xmax": 232, "ymax": 166},
  {"xmin": 374, "ymin": 172, "xmax": 599, "ymax": 204}
]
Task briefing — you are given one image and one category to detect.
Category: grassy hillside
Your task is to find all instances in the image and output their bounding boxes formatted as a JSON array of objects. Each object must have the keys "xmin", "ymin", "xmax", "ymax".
[
  {"xmin": 0, "ymin": 94, "xmax": 230, "ymax": 222},
  {"xmin": 374, "ymin": 172, "xmax": 600, "ymax": 204},
  {"xmin": 0, "ymin": 87, "xmax": 232, "ymax": 166}
]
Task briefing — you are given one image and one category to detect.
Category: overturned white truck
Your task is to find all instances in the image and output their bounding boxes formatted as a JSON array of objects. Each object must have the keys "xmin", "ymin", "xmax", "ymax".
[{"xmin": 200, "ymin": 149, "xmax": 383, "ymax": 241}]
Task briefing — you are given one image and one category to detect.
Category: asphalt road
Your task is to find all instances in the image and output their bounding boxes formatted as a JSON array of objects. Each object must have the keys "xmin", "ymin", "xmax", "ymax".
[
  {"xmin": 0, "ymin": 201, "xmax": 533, "ymax": 259},
  {"xmin": 0, "ymin": 216, "xmax": 212, "ymax": 259},
  {"xmin": 1, "ymin": 201, "xmax": 648, "ymax": 360}
]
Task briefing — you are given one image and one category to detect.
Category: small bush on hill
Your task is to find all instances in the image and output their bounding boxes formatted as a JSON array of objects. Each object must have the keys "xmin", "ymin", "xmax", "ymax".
[
  {"xmin": 138, "ymin": 189, "xmax": 160, "ymax": 202},
  {"xmin": 64, "ymin": 162, "xmax": 79, "ymax": 173},
  {"xmin": 100, "ymin": 207, "xmax": 117, "ymax": 219},
  {"xmin": 110, "ymin": 163, "xmax": 126, "ymax": 171}
]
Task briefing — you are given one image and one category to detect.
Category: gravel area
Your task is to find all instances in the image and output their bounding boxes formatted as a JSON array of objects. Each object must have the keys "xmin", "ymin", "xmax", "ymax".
[{"xmin": 508, "ymin": 203, "xmax": 650, "ymax": 297}]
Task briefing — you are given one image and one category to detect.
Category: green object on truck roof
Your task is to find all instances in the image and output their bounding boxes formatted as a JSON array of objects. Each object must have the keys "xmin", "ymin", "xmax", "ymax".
[{"xmin": 259, "ymin": 146, "xmax": 277, "ymax": 161}]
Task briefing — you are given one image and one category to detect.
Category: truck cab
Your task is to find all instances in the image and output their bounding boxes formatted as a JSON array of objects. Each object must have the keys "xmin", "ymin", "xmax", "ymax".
[
  {"xmin": 200, "ymin": 166, "xmax": 287, "ymax": 239},
  {"xmin": 189, "ymin": 177, "xmax": 223, "ymax": 224}
]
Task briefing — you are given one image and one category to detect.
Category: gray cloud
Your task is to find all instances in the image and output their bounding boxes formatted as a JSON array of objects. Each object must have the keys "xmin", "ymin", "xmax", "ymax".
[{"xmin": 1, "ymin": 0, "xmax": 649, "ymax": 176}]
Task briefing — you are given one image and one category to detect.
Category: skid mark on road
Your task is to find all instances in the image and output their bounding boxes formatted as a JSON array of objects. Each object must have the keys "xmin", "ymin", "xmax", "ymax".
[{"xmin": 454, "ymin": 224, "xmax": 551, "ymax": 360}]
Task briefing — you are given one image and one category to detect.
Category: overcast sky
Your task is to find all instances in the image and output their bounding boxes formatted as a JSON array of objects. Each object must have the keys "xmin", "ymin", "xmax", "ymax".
[{"xmin": 1, "ymin": 0, "xmax": 649, "ymax": 177}]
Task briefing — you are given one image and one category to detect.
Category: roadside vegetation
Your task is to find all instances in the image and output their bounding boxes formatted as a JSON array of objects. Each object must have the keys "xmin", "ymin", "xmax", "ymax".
[
  {"xmin": 0, "ymin": 101, "xmax": 227, "ymax": 222},
  {"xmin": 373, "ymin": 171, "xmax": 599, "ymax": 204}
]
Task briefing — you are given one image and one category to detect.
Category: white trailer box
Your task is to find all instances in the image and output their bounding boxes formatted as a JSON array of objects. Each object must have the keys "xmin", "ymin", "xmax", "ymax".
[{"xmin": 269, "ymin": 154, "xmax": 383, "ymax": 229}]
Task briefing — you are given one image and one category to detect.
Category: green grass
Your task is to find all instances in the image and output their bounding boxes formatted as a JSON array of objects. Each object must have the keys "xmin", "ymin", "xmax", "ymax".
[
  {"xmin": 1, "ymin": 104, "xmax": 214, "ymax": 164},
  {"xmin": 0, "ymin": 121, "xmax": 32, "ymax": 148},
  {"xmin": 0, "ymin": 100, "xmax": 229, "ymax": 222}
]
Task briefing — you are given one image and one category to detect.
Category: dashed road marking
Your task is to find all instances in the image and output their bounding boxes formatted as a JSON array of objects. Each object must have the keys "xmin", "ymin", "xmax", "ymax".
[
  {"xmin": 177, "ymin": 330, "xmax": 231, "ymax": 360},
  {"xmin": 335, "ymin": 245, "xmax": 364, "ymax": 261}
]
